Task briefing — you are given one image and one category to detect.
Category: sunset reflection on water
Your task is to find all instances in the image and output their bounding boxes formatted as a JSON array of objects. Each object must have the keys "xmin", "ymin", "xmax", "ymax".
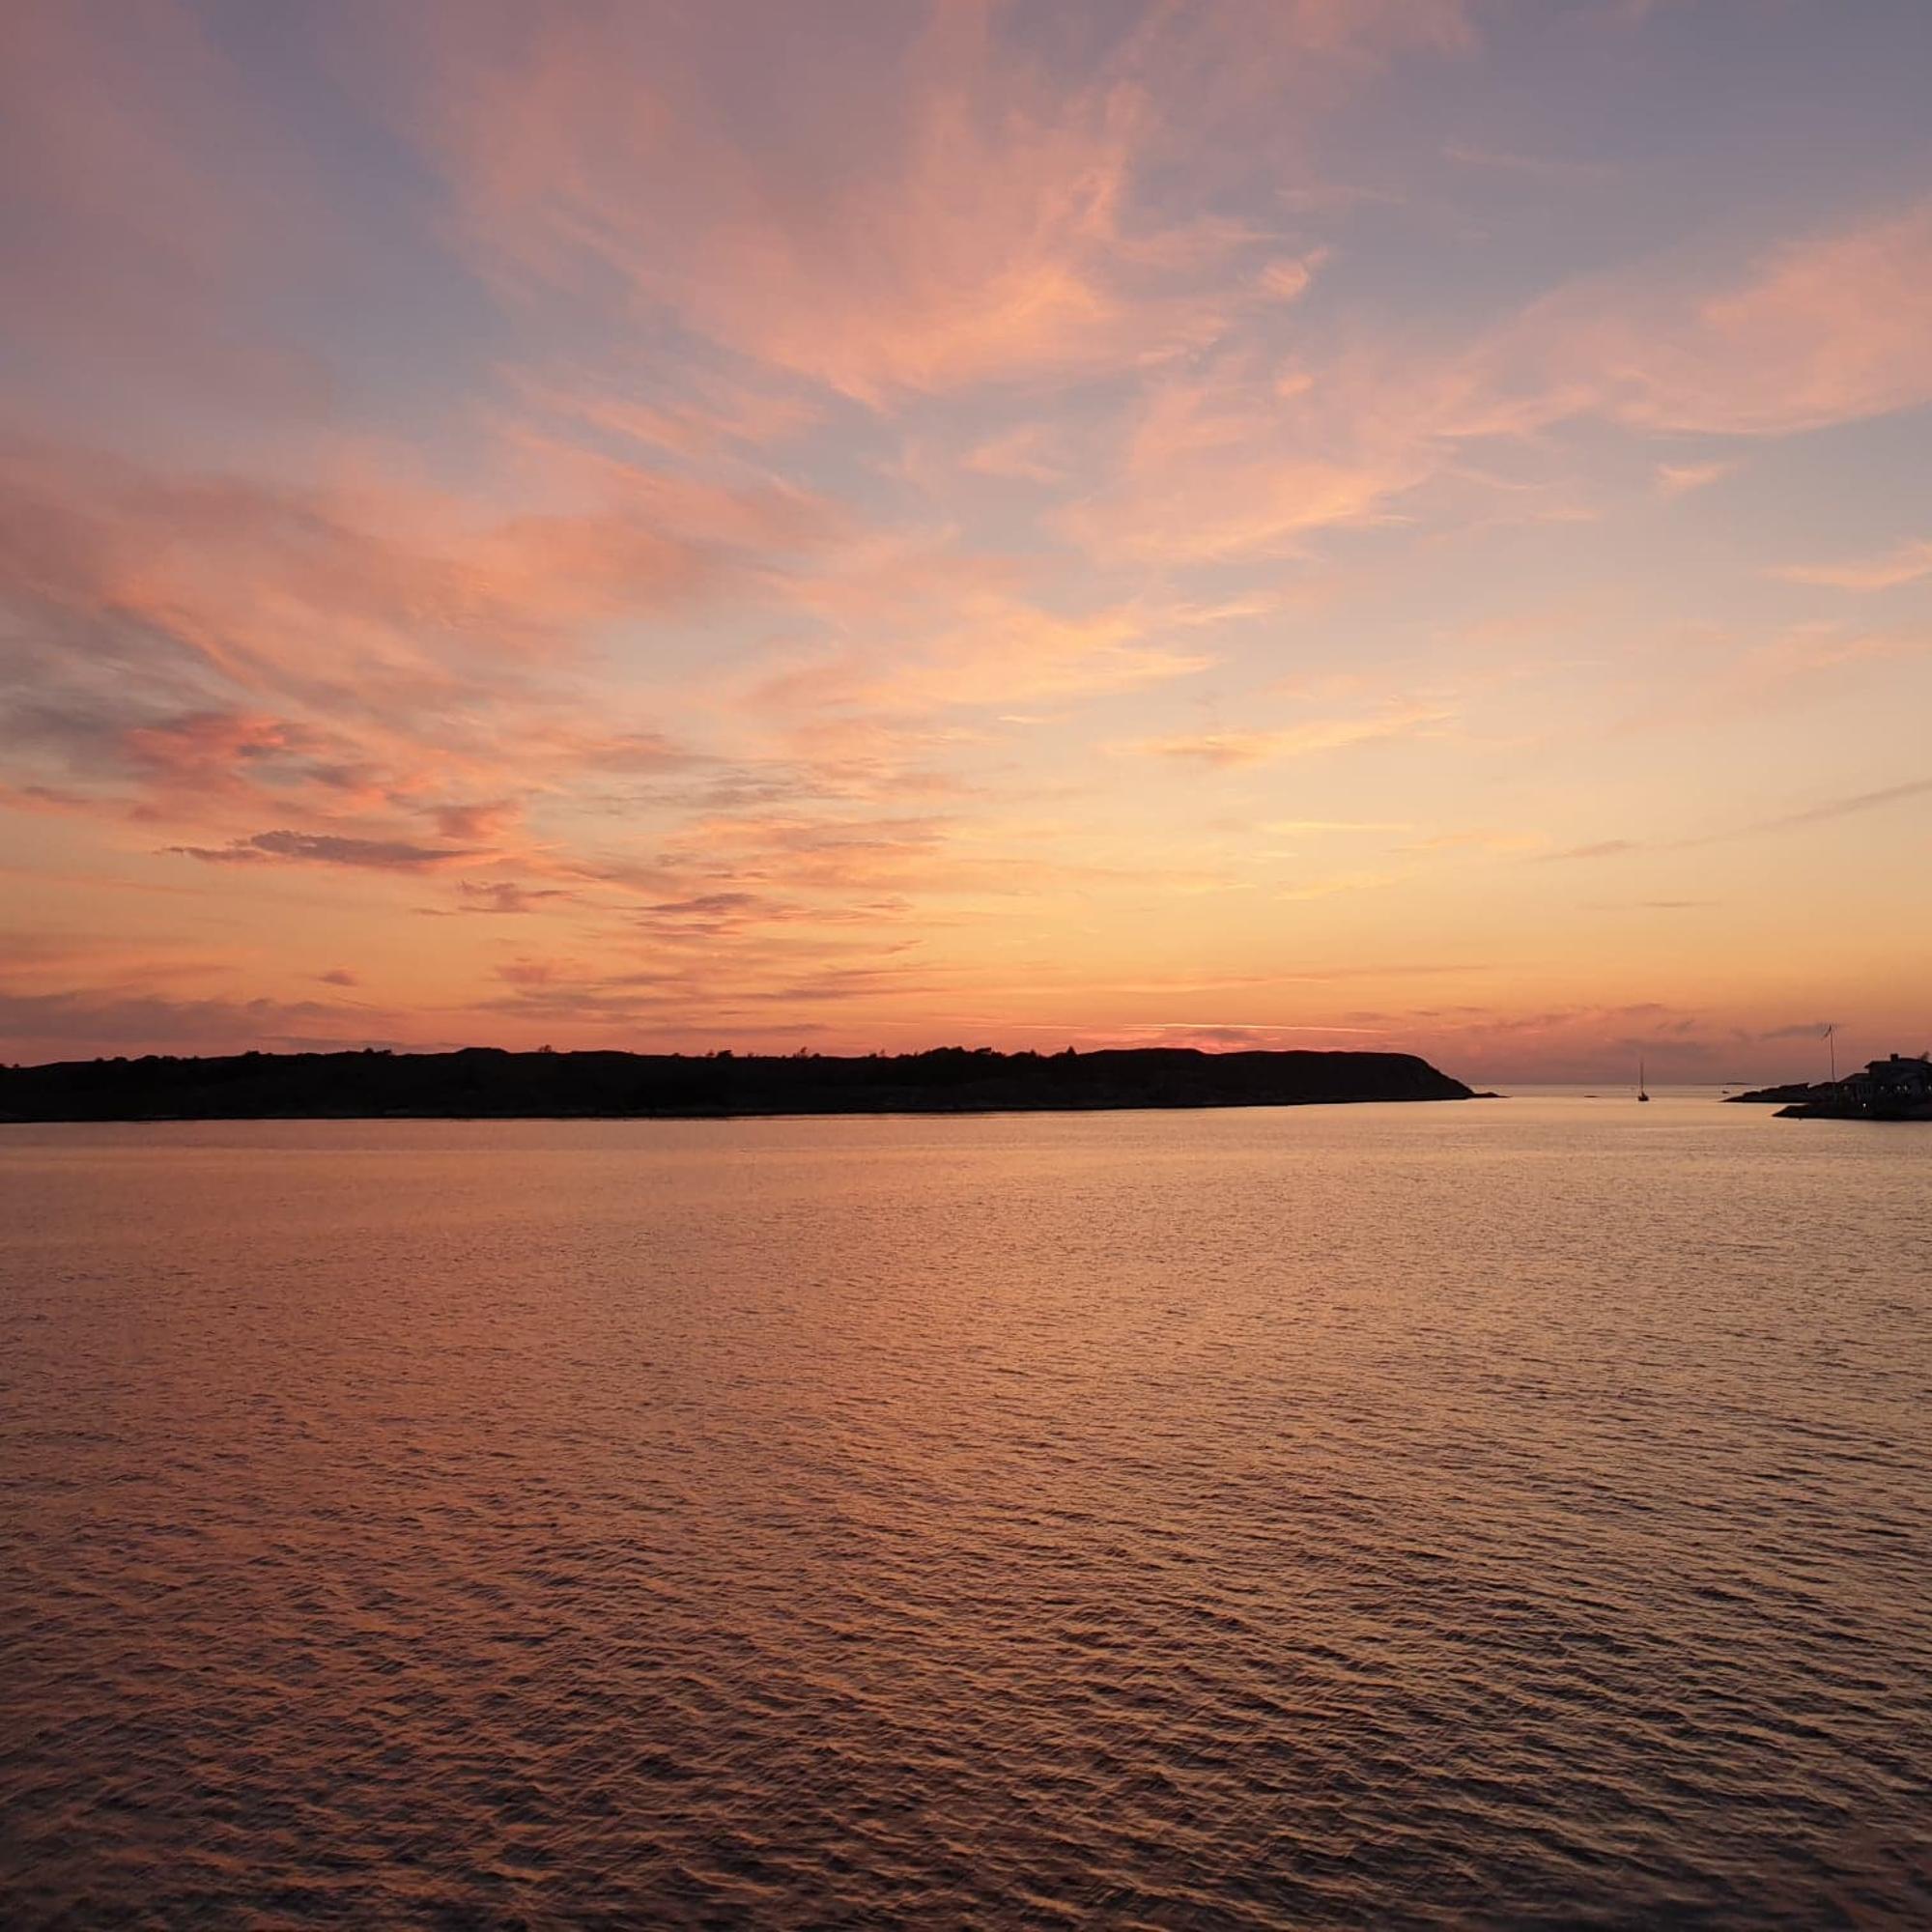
[{"xmin": 4, "ymin": 1100, "xmax": 1928, "ymax": 1926}]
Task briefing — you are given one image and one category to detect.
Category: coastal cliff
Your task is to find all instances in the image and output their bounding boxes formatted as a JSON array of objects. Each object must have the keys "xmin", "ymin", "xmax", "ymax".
[{"xmin": 0, "ymin": 1044, "xmax": 1473, "ymax": 1122}]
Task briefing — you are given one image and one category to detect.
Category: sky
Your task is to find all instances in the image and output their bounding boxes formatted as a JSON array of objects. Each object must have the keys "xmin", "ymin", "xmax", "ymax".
[{"xmin": 3, "ymin": 0, "xmax": 1929, "ymax": 1083}]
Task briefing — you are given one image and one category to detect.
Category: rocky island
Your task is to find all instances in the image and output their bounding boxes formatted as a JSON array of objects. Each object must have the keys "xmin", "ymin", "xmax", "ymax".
[
  {"xmin": 1729, "ymin": 1053, "xmax": 1932, "ymax": 1121},
  {"xmin": 1726, "ymin": 1080, "xmax": 1834, "ymax": 1106},
  {"xmin": 0, "ymin": 1044, "xmax": 1474, "ymax": 1122}
]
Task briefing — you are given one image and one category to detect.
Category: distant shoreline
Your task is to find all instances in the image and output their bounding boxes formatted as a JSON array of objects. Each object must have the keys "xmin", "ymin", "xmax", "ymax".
[
  {"xmin": 0, "ymin": 1044, "xmax": 1475, "ymax": 1124},
  {"xmin": 1728, "ymin": 1058, "xmax": 1932, "ymax": 1121}
]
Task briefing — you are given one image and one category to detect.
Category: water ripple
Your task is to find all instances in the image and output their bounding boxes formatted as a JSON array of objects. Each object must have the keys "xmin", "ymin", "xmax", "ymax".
[{"xmin": 3, "ymin": 1102, "xmax": 1929, "ymax": 1927}]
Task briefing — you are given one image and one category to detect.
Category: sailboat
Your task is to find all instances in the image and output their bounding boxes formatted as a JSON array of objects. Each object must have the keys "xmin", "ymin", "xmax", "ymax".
[{"xmin": 1637, "ymin": 1058, "xmax": 1650, "ymax": 1103}]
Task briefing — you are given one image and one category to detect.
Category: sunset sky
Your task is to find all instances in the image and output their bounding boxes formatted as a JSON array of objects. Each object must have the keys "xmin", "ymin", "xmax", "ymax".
[{"xmin": 4, "ymin": 0, "xmax": 1929, "ymax": 1081}]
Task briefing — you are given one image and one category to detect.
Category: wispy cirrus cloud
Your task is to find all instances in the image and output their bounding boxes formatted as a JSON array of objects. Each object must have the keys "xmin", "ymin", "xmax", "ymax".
[
  {"xmin": 1060, "ymin": 355, "xmax": 1439, "ymax": 563},
  {"xmin": 1484, "ymin": 198, "xmax": 1932, "ymax": 440},
  {"xmin": 398, "ymin": 0, "xmax": 1467, "ymax": 410},
  {"xmin": 412, "ymin": 8, "xmax": 1169, "ymax": 406},
  {"xmin": 1535, "ymin": 839, "xmax": 1642, "ymax": 863},
  {"xmin": 1614, "ymin": 622, "xmax": 1929, "ymax": 733},
  {"xmin": 1124, "ymin": 702, "xmax": 1455, "ymax": 767},
  {"xmin": 1044, "ymin": 195, "xmax": 1932, "ymax": 572},
  {"xmin": 1738, "ymin": 775, "xmax": 1932, "ymax": 837},
  {"xmin": 170, "ymin": 830, "xmax": 487, "ymax": 871},
  {"xmin": 1776, "ymin": 537, "xmax": 1932, "ymax": 592},
  {"xmin": 1655, "ymin": 460, "xmax": 1736, "ymax": 497},
  {"xmin": 1534, "ymin": 771, "xmax": 1932, "ymax": 868},
  {"xmin": 961, "ymin": 425, "xmax": 1068, "ymax": 484}
]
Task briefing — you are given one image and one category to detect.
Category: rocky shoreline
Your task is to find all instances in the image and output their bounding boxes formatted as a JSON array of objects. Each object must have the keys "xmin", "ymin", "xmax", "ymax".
[{"xmin": 1729, "ymin": 1056, "xmax": 1932, "ymax": 1121}]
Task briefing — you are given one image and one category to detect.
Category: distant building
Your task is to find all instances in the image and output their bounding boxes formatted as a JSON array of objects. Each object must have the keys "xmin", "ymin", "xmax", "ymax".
[{"xmin": 1845, "ymin": 1054, "xmax": 1932, "ymax": 1115}]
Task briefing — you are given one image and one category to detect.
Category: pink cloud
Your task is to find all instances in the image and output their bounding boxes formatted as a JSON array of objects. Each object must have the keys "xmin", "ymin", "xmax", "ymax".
[
  {"xmin": 0, "ymin": 438, "xmax": 831, "ymax": 902},
  {"xmin": 428, "ymin": 800, "xmax": 522, "ymax": 842},
  {"xmin": 117, "ymin": 710, "xmax": 315, "ymax": 795},
  {"xmin": 961, "ymin": 425, "xmax": 1068, "ymax": 484},
  {"xmin": 1654, "ymin": 460, "xmax": 1736, "ymax": 497},
  {"xmin": 396, "ymin": 0, "xmax": 1469, "ymax": 407},
  {"xmin": 1060, "ymin": 355, "xmax": 1445, "ymax": 563},
  {"xmin": 413, "ymin": 8, "xmax": 1155, "ymax": 404},
  {"xmin": 1124, "ymin": 702, "xmax": 1456, "ymax": 767},
  {"xmin": 1488, "ymin": 199, "xmax": 1932, "ymax": 439},
  {"xmin": 1776, "ymin": 538, "xmax": 1932, "ymax": 592}
]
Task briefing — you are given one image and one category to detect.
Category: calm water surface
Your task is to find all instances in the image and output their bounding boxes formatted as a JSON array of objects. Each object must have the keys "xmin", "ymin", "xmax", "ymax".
[{"xmin": 3, "ymin": 1096, "xmax": 1929, "ymax": 1928}]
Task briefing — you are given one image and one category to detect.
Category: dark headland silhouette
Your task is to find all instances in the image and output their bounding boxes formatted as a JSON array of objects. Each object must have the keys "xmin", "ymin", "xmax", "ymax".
[
  {"xmin": 1729, "ymin": 1052, "xmax": 1932, "ymax": 1121},
  {"xmin": 0, "ymin": 1045, "xmax": 1473, "ymax": 1122}
]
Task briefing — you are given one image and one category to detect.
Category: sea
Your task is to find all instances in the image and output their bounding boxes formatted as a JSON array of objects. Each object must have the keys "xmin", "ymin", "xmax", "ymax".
[{"xmin": 3, "ymin": 1093, "xmax": 1928, "ymax": 1928}]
